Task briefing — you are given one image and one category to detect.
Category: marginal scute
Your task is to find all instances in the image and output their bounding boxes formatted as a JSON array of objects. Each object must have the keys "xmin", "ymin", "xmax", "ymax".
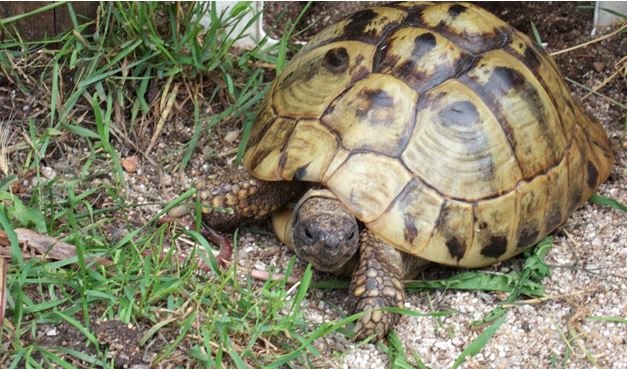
[
  {"xmin": 428, "ymin": 200, "xmax": 474, "ymax": 264},
  {"xmin": 245, "ymin": 103, "xmax": 277, "ymax": 155},
  {"xmin": 401, "ymin": 80, "xmax": 522, "ymax": 200},
  {"xmin": 576, "ymin": 103, "xmax": 614, "ymax": 189},
  {"xmin": 367, "ymin": 179, "xmax": 444, "ymax": 256},
  {"xmin": 466, "ymin": 190, "xmax": 519, "ymax": 266},
  {"xmin": 514, "ymin": 174, "xmax": 549, "ymax": 248},
  {"xmin": 278, "ymin": 120, "xmax": 338, "ymax": 182},
  {"xmin": 543, "ymin": 159, "xmax": 571, "ymax": 235},
  {"xmin": 244, "ymin": 116, "xmax": 296, "ymax": 180},
  {"xmin": 326, "ymin": 153, "xmax": 413, "ymax": 223},
  {"xmin": 321, "ymin": 73, "xmax": 418, "ymax": 156},
  {"xmin": 565, "ymin": 125, "xmax": 590, "ymax": 212}
]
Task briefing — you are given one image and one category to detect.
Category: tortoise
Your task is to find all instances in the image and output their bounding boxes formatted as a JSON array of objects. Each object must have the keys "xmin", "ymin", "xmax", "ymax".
[{"xmin": 199, "ymin": 2, "xmax": 614, "ymax": 340}]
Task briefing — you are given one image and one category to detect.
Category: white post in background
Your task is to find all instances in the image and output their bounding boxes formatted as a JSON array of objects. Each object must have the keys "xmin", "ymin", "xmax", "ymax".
[
  {"xmin": 201, "ymin": 2, "xmax": 277, "ymax": 49},
  {"xmin": 593, "ymin": 1, "xmax": 627, "ymax": 35}
]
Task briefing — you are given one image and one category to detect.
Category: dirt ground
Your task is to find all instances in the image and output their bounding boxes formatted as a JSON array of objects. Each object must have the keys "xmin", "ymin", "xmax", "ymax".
[{"xmin": 2, "ymin": 2, "xmax": 626, "ymax": 369}]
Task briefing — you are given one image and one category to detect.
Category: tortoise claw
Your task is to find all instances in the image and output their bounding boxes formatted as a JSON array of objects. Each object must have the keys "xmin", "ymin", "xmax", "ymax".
[
  {"xmin": 160, "ymin": 212, "xmax": 232, "ymax": 268},
  {"xmin": 201, "ymin": 226, "xmax": 233, "ymax": 266}
]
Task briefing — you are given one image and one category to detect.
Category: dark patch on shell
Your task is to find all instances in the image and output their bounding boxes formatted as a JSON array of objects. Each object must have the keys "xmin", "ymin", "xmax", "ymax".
[
  {"xmin": 246, "ymin": 114, "xmax": 275, "ymax": 150},
  {"xmin": 412, "ymin": 32, "xmax": 437, "ymax": 59},
  {"xmin": 517, "ymin": 227, "xmax": 539, "ymax": 248},
  {"xmin": 586, "ymin": 160, "xmax": 599, "ymax": 188},
  {"xmin": 399, "ymin": 4, "xmax": 428, "ymax": 27},
  {"xmin": 349, "ymin": 65, "xmax": 372, "ymax": 84},
  {"xmin": 293, "ymin": 163, "xmax": 310, "ymax": 180},
  {"xmin": 343, "ymin": 9, "xmax": 379, "ymax": 40},
  {"xmin": 372, "ymin": 42, "xmax": 390, "ymax": 72},
  {"xmin": 448, "ymin": 4, "xmax": 467, "ymax": 17},
  {"xmin": 523, "ymin": 44, "xmax": 542, "ymax": 71},
  {"xmin": 277, "ymin": 152, "xmax": 287, "ymax": 172},
  {"xmin": 567, "ymin": 187, "xmax": 583, "ymax": 214},
  {"xmin": 481, "ymin": 235, "xmax": 508, "ymax": 258},
  {"xmin": 403, "ymin": 214, "xmax": 418, "ymax": 244},
  {"xmin": 446, "ymin": 237, "xmax": 466, "ymax": 260},
  {"xmin": 433, "ymin": 201, "xmax": 449, "ymax": 229},
  {"xmin": 545, "ymin": 206, "xmax": 563, "ymax": 232},
  {"xmin": 433, "ymin": 20, "xmax": 504, "ymax": 55},
  {"xmin": 356, "ymin": 89, "xmax": 395, "ymax": 122},
  {"xmin": 487, "ymin": 66, "xmax": 526, "ymax": 93},
  {"xmin": 438, "ymin": 100, "xmax": 479, "ymax": 127},
  {"xmin": 247, "ymin": 145, "xmax": 274, "ymax": 171},
  {"xmin": 324, "ymin": 47, "xmax": 350, "ymax": 74}
]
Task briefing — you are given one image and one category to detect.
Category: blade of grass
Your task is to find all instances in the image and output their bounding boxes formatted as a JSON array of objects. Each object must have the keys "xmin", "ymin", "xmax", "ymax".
[
  {"xmin": 386, "ymin": 331, "xmax": 423, "ymax": 369},
  {"xmin": 452, "ymin": 313, "xmax": 508, "ymax": 369},
  {"xmin": 0, "ymin": 2, "xmax": 66, "ymax": 26},
  {"xmin": 530, "ymin": 21, "xmax": 544, "ymax": 46},
  {"xmin": 154, "ymin": 309, "xmax": 197, "ymax": 364},
  {"xmin": 0, "ymin": 258, "xmax": 6, "ymax": 327},
  {"xmin": 54, "ymin": 311, "xmax": 99, "ymax": 349},
  {"xmin": 50, "ymin": 61, "xmax": 60, "ymax": 127},
  {"xmin": 588, "ymin": 194, "xmax": 627, "ymax": 212},
  {"xmin": 587, "ymin": 315, "xmax": 627, "ymax": 324}
]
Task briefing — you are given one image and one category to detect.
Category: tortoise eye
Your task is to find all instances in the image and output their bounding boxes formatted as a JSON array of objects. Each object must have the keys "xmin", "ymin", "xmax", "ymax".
[
  {"xmin": 324, "ymin": 47, "xmax": 349, "ymax": 73},
  {"xmin": 304, "ymin": 226, "xmax": 313, "ymax": 240}
]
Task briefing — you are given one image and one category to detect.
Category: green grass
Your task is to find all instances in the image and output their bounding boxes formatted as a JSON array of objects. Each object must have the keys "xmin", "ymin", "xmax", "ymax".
[
  {"xmin": 1, "ymin": 2, "xmax": 626, "ymax": 369},
  {"xmin": 0, "ymin": 2, "xmax": 332, "ymax": 367}
]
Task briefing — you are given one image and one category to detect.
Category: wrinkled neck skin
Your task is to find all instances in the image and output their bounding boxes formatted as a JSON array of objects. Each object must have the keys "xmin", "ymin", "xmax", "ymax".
[{"xmin": 290, "ymin": 189, "xmax": 360, "ymax": 275}]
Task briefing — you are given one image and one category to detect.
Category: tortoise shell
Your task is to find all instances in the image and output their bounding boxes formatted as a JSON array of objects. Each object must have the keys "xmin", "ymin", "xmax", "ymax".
[{"xmin": 242, "ymin": 2, "xmax": 613, "ymax": 267}]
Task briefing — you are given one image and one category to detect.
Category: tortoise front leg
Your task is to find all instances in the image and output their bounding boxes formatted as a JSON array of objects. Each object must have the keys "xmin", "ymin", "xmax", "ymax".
[
  {"xmin": 198, "ymin": 169, "xmax": 305, "ymax": 229},
  {"xmin": 350, "ymin": 230, "xmax": 427, "ymax": 340},
  {"xmin": 197, "ymin": 169, "xmax": 305, "ymax": 262}
]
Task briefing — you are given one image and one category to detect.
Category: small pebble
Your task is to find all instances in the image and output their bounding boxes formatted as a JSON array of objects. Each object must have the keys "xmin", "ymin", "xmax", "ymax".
[
  {"xmin": 254, "ymin": 260, "xmax": 266, "ymax": 271},
  {"xmin": 41, "ymin": 166, "xmax": 56, "ymax": 179},
  {"xmin": 224, "ymin": 129, "xmax": 240, "ymax": 143},
  {"xmin": 162, "ymin": 174, "xmax": 173, "ymax": 187}
]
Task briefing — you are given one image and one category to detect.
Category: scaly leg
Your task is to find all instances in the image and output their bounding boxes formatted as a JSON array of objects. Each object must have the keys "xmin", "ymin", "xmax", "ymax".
[
  {"xmin": 350, "ymin": 229, "xmax": 426, "ymax": 340},
  {"xmin": 196, "ymin": 169, "xmax": 305, "ymax": 263}
]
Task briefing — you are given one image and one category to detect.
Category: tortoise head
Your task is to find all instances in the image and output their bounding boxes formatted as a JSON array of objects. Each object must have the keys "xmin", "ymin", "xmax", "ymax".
[{"xmin": 292, "ymin": 189, "xmax": 359, "ymax": 274}]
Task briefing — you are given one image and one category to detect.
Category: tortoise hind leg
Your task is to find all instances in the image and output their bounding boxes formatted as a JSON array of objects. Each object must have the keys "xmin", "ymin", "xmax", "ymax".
[{"xmin": 350, "ymin": 229, "xmax": 427, "ymax": 340}]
